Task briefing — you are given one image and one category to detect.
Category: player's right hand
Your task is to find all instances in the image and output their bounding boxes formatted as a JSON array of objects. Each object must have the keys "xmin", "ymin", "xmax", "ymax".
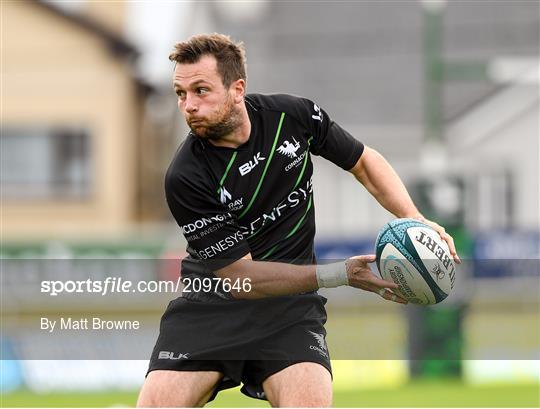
[{"xmin": 346, "ymin": 255, "xmax": 408, "ymax": 304}]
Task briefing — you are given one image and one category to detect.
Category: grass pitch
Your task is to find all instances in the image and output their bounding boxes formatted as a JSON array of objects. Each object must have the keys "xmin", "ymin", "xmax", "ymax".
[{"xmin": 2, "ymin": 380, "xmax": 538, "ymax": 407}]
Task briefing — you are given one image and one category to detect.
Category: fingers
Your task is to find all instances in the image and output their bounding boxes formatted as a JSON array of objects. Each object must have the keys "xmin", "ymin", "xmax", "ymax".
[
  {"xmin": 422, "ymin": 219, "xmax": 462, "ymax": 264},
  {"xmin": 349, "ymin": 254, "xmax": 376, "ymax": 263},
  {"xmin": 366, "ymin": 276, "xmax": 399, "ymax": 290},
  {"xmin": 348, "ymin": 254, "xmax": 399, "ymax": 289},
  {"xmin": 347, "ymin": 261, "xmax": 407, "ymax": 304},
  {"xmin": 347, "ymin": 254, "xmax": 377, "ymax": 276},
  {"xmin": 377, "ymin": 288, "xmax": 408, "ymax": 304},
  {"xmin": 440, "ymin": 231, "xmax": 461, "ymax": 264}
]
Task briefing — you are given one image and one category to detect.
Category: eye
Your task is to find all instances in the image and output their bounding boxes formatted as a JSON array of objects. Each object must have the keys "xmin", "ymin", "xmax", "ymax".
[
  {"xmin": 175, "ymin": 89, "xmax": 186, "ymax": 99},
  {"xmin": 197, "ymin": 87, "xmax": 208, "ymax": 95}
]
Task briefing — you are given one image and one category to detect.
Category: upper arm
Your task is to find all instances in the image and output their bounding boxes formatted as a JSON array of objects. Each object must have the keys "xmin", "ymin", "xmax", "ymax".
[
  {"xmin": 348, "ymin": 145, "xmax": 373, "ymax": 182},
  {"xmin": 348, "ymin": 146, "xmax": 402, "ymax": 198}
]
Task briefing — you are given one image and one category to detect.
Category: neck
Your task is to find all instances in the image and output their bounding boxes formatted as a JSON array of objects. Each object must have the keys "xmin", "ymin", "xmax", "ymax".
[{"xmin": 207, "ymin": 101, "xmax": 251, "ymax": 149}]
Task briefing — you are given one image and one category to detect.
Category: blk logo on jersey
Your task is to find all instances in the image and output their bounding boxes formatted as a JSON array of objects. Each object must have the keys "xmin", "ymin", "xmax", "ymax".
[
  {"xmin": 277, "ymin": 137, "xmax": 300, "ymax": 158},
  {"xmin": 239, "ymin": 152, "xmax": 266, "ymax": 176}
]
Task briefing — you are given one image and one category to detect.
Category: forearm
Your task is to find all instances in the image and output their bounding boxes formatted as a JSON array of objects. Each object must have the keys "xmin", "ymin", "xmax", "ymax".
[
  {"xmin": 352, "ymin": 147, "xmax": 421, "ymax": 218},
  {"xmin": 214, "ymin": 255, "xmax": 407, "ymax": 304},
  {"xmin": 215, "ymin": 259, "xmax": 319, "ymax": 299}
]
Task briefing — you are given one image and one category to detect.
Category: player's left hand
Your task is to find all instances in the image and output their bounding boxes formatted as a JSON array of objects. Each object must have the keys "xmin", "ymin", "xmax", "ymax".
[
  {"xmin": 346, "ymin": 255, "xmax": 408, "ymax": 304},
  {"xmin": 413, "ymin": 216, "xmax": 461, "ymax": 264}
]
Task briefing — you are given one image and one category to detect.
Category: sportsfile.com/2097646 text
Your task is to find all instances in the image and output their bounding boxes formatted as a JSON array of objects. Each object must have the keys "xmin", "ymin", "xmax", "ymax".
[{"xmin": 40, "ymin": 276, "xmax": 183, "ymax": 296}]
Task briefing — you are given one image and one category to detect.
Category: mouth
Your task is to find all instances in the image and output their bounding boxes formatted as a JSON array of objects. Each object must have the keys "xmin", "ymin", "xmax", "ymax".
[{"xmin": 188, "ymin": 119, "xmax": 205, "ymax": 127}]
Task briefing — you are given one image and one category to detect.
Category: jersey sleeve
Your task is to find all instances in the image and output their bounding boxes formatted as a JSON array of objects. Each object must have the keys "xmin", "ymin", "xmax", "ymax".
[
  {"xmin": 165, "ymin": 171, "xmax": 250, "ymax": 271},
  {"xmin": 299, "ymin": 98, "xmax": 364, "ymax": 170}
]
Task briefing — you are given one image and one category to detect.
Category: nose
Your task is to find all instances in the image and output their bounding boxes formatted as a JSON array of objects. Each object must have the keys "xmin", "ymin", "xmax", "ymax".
[{"xmin": 183, "ymin": 94, "xmax": 198, "ymax": 114}]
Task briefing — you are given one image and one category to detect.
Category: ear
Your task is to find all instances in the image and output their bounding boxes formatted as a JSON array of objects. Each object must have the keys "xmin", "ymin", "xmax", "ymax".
[{"xmin": 230, "ymin": 79, "xmax": 246, "ymax": 103}]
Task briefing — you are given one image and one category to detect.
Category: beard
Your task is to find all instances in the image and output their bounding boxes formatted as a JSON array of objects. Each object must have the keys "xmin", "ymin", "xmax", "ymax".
[{"xmin": 187, "ymin": 95, "xmax": 243, "ymax": 141}]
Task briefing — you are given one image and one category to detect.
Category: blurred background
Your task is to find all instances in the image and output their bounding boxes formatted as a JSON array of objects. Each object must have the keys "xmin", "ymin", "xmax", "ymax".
[{"xmin": 1, "ymin": 0, "xmax": 539, "ymax": 407}]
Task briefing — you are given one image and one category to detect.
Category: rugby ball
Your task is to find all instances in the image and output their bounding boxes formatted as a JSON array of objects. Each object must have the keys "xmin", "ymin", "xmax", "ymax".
[{"xmin": 375, "ymin": 218, "xmax": 456, "ymax": 305}]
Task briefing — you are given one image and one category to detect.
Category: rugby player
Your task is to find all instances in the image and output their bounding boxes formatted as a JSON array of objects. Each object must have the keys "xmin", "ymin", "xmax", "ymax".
[{"xmin": 137, "ymin": 33, "xmax": 460, "ymax": 408}]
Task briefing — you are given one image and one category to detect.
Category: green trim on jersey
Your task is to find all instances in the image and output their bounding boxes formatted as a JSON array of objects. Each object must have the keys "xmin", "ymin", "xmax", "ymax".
[
  {"xmin": 293, "ymin": 136, "xmax": 313, "ymax": 190},
  {"xmin": 216, "ymin": 151, "xmax": 238, "ymax": 193},
  {"xmin": 260, "ymin": 194, "xmax": 313, "ymax": 260},
  {"xmin": 248, "ymin": 136, "xmax": 313, "ymax": 241},
  {"xmin": 238, "ymin": 112, "xmax": 285, "ymax": 219},
  {"xmin": 285, "ymin": 194, "xmax": 313, "ymax": 240}
]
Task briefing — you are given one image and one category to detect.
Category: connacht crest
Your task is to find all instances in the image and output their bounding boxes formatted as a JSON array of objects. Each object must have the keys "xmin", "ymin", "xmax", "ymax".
[{"xmin": 277, "ymin": 137, "xmax": 300, "ymax": 158}]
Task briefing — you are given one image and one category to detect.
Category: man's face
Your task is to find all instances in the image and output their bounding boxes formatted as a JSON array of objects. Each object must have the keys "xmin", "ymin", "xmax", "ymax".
[{"xmin": 173, "ymin": 55, "xmax": 243, "ymax": 140}]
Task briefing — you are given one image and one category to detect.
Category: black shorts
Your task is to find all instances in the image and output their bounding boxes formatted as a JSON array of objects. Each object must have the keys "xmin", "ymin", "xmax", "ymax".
[{"xmin": 146, "ymin": 293, "xmax": 332, "ymax": 401}]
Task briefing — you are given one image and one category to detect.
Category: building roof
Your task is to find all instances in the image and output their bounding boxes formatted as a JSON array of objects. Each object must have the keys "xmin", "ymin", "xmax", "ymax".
[
  {"xmin": 33, "ymin": 0, "xmax": 139, "ymax": 61},
  {"xmin": 447, "ymin": 67, "xmax": 539, "ymax": 150},
  {"xmin": 32, "ymin": 0, "xmax": 155, "ymax": 94}
]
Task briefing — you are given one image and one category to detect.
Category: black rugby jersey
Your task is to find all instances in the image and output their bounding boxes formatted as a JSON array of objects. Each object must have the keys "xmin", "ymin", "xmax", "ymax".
[{"xmin": 165, "ymin": 94, "xmax": 364, "ymax": 284}]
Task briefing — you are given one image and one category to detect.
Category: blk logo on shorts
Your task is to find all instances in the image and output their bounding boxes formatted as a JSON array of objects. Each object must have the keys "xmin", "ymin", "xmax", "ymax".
[{"xmin": 158, "ymin": 351, "xmax": 189, "ymax": 360}]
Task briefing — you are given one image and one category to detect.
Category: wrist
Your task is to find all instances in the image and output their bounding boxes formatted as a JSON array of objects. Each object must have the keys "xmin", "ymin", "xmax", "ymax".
[
  {"xmin": 315, "ymin": 260, "xmax": 349, "ymax": 288},
  {"xmin": 402, "ymin": 212, "xmax": 425, "ymax": 222}
]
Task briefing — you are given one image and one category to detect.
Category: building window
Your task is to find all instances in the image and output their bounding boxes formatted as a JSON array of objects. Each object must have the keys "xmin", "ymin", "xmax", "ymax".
[{"xmin": 1, "ymin": 127, "xmax": 91, "ymax": 200}]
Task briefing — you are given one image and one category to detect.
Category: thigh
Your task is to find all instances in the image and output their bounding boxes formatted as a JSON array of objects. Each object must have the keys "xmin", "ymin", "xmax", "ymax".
[
  {"xmin": 262, "ymin": 362, "xmax": 332, "ymax": 407},
  {"xmin": 136, "ymin": 369, "xmax": 223, "ymax": 408}
]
